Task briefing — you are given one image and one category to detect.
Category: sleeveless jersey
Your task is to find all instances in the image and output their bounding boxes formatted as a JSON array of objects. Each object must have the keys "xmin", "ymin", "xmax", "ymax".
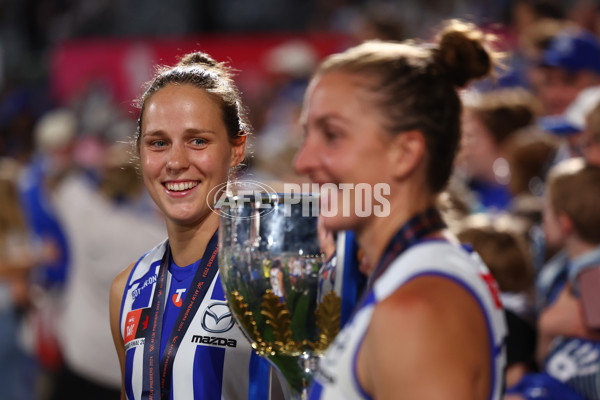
[
  {"xmin": 309, "ymin": 240, "xmax": 508, "ymax": 400},
  {"xmin": 120, "ymin": 240, "xmax": 276, "ymax": 400}
]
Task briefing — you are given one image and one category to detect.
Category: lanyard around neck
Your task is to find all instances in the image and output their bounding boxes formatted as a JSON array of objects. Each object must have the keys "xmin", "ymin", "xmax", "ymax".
[
  {"xmin": 368, "ymin": 207, "xmax": 446, "ymax": 289},
  {"xmin": 141, "ymin": 231, "xmax": 220, "ymax": 400}
]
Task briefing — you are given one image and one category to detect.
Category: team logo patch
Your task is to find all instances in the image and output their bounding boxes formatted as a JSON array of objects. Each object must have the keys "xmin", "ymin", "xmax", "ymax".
[
  {"xmin": 201, "ymin": 302, "xmax": 235, "ymax": 333},
  {"xmin": 124, "ymin": 307, "xmax": 151, "ymax": 346}
]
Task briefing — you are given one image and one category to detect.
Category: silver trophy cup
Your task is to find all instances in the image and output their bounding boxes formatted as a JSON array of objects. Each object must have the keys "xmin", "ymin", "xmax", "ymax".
[{"xmin": 218, "ymin": 193, "xmax": 341, "ymax": 400}]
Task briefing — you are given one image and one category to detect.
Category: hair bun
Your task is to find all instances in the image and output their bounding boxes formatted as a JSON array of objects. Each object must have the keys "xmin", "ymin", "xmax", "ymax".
[
  {"xmin": 435, "ymin": 20, "xmax": 494, "ymax": 88},
  {"xmin": 178, "ymin": 51, "xmax": 219, "ymax": 68}
]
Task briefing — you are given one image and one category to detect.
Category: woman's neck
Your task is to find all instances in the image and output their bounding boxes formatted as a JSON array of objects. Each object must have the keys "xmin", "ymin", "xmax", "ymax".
[
  {"xmin": 356, "ymin": 185, "xmax": 436, "ymax": 276},
  {"xmin": 166, "ymin": 212, "xmax": 220, "ymax": 266}
]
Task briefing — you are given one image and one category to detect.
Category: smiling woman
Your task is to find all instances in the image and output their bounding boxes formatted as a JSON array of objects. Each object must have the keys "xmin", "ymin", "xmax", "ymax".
[
  {"xmin": 295, "ymin": 20, "xmax": 509, "ymax": 400},
  {"xmin": 109, "ymin": 52, "xmax": 285, "ymax": 400},
  {"xmin": 139, "ymin": 84, "xmax": 241, "ymax": 225}
]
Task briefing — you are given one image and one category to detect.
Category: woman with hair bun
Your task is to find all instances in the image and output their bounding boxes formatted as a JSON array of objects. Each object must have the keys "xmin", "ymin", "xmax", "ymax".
[
  {"xmin": 295, "ymin": 20, "xmax": 508, "ymax": 399},
  {"xmin": 109, "ymin": 52, "xmax": 284, "ymax": 400}
]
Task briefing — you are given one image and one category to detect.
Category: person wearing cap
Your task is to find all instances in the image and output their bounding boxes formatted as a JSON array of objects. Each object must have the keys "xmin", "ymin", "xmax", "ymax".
[
  {"xmin": 506, "ymin": 158, "xmax": 600, "ymax": 400},
  {"xmin": 535, "ymin": 27, "xmax": 600, "ymax": 117},
  {"xmin": 539, "ymin": 85, "xmax": 600, "ymax": 162}
]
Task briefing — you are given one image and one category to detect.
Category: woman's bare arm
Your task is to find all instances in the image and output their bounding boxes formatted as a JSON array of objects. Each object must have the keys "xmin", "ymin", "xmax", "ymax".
[
  {"xmin": 110, "ymin": 262, "xmax": 136, "ymax": 400},
  {"xmin": 358, "ymin": 275, "xmax": 492, "ymax": 400}
]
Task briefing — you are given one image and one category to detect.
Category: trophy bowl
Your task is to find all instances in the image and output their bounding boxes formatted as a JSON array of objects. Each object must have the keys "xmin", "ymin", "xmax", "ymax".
[{"xmin": 218, "ymin": 192, "xmax": 341, "ymax": 400}]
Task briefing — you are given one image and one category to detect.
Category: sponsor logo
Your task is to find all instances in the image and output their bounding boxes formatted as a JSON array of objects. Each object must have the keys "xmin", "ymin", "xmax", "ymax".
[
  {"xmin": 191, "ymin": 335, "xmax": 237, "ymax": 348},
  {"xmin": 201, "ymin": 302, "xmax": 235, "ymax": 333},
  {"xmin": 125, "ymin": 338, "xmax": 145, "ymax": 351},
  {"xmin": 172, "ymin": 288, "xmax": 186, "ymax": 307},
  {"xmin": 124, "ymin": 308, "xmax": 150, "ymax": 345},
  {"xmin": 131, "ymin": 274, "xmax": 157, "ymax": 301}
]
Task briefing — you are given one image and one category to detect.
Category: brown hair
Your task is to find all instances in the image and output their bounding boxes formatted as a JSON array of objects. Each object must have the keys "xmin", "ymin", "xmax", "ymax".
[
  {"xmin": 314, "ymin": 20, "xmax": 499, "ymax": 193},
  {"xmin": 457, "ymin": 213, "xmax": 535, "ymax": 293},
  {"xmin": 546, "ymin": 158, "xmax": 600, "ymax": 244},
  {"xmin": 505, "ymin": 126, "xmax": 558, "ymax": 196},
  {"xmin": 135, "ymin": 51, "xmax": 251, "ymax": 152},
  {"xmin": 464, "ymin": 88, "xmax": 540, "ymax": 146}
]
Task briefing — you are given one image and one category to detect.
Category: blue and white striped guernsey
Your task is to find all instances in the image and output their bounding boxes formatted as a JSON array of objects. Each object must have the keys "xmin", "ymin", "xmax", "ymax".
[
  {"xmin": 119, "ymin": 239, "xmax": 283, "ymax": 400},
  {"xmin": 309, "ymin": 240, "xmax": 508, "ymax": 400}
]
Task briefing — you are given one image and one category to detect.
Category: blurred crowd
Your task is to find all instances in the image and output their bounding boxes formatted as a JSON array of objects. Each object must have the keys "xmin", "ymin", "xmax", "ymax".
[{"xmin": 2, "ymin": 0, "xmax": 600, "ymax": 399}]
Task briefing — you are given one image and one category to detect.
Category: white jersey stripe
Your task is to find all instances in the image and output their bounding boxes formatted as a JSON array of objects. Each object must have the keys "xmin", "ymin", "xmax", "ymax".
[{"xmin": 132, "ymin": 347, "xmax": 143, "ymax": 400}]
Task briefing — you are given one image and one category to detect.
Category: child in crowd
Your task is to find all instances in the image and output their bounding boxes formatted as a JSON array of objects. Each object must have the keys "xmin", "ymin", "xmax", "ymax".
[
  {"xmin": 456, "ymin": 213, "xmax": 537, "ymax": 388},
  {"xmin": 507, "ymin": 158, "xmax": 600, "ymax": 400},
  {"xmin": 458, "ymin": 88, "xmax": 539, "ymax": 211}
]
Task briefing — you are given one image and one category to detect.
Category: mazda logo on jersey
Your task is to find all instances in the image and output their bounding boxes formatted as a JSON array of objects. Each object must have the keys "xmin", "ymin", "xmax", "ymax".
[{"xmin": 201, "ymin": 302, "xmax": 235, "ymax": 333}]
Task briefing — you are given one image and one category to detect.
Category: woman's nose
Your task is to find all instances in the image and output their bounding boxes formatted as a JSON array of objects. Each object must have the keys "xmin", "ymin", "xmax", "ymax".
[
  {"xmin": 166, "ymin": 144, "xmax": 190, "ymax": 173},
  {"xmin": 294, "ymin": 136, "xmax": 320, "ymax": 177}
]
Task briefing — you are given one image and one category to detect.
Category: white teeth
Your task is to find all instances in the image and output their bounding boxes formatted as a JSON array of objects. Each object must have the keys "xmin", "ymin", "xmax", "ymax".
[{"xmin": 166, "ymin": 182, "xmax": 198, "ymax": 192}]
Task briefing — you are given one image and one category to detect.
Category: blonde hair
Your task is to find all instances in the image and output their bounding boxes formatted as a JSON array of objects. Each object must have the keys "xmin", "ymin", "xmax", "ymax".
[{"xmin": 314, "ymin": 19, "xmax": 500, "ymax": 193}]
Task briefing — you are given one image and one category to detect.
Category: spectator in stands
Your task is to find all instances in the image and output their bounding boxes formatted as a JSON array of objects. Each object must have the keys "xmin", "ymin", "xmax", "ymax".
[
  {"xmin": 581, "ymin": 96, "xmax": 600, "ymax": 165},
  {"xmin": 507, "ymin": 157, "xmax": 600, "ymax": 400},
  {"xmin": 456, "ymin": 213, "xmax": 537, "ymax": 387},
  {"xmin": 0, "ymin": 157, "xmax": 57, "ymax": 400},
  {"xmin": 535, "ymin": 27, "xmax": 600, "ymax": 116},
  {"xmin": 457, "ymin": 88, "xmax": 539, "ymax": 211}
]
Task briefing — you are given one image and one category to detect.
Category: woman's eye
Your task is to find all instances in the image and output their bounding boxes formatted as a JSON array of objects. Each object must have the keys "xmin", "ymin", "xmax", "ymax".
[
  {"xmin": 324, "ymin": 129, "xmax": 340, "ymax": 142},
  {"xmin": 191, "ymin": 138, "xmax": 207, "ymax": 146},
  {"xmin": 149, "ymin": 140, "xmax": 167, "ymax": 148}
]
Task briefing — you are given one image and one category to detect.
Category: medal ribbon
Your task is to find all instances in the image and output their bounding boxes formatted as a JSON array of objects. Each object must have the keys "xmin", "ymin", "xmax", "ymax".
[
  {"xmin": 368, "ymin": 207, "xmax": 446, "ymax": 289},
  {"xmin": 141, "ymin": 231, "xmax": 220, "ymax": 400}
]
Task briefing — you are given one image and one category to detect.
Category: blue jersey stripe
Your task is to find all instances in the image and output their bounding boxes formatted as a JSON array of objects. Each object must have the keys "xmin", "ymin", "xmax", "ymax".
[
  {"xmin": 308, "ymin": 380, "xmax": 323, "ymax": 400},
  {"xmin": 248, "ymin": 351, "xmax": 270, "ymax": 400},
  {"xmin": 130, "ymin": 260, "xmax": 163, "ymax": 311},
  {"xmin": 125, "ymin": 347, "xmax": 136, "ymax": 400},
  {"xmin": 341, "ymin": 231, "xmax": 365, "ymax": 327},
  {"xmin": 193, "ymin": 345, "xmax": 225, "ymax": 398}
]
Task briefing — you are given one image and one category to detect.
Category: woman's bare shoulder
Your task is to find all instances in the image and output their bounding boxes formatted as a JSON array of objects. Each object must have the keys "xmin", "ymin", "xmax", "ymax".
[
  {"xmin": 359, "ymin": 275, "xmax": 492, "ymax": 398},
  {"xmin": 110, "ymin": 262, "xmax": 136, "ymax": 302}
]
